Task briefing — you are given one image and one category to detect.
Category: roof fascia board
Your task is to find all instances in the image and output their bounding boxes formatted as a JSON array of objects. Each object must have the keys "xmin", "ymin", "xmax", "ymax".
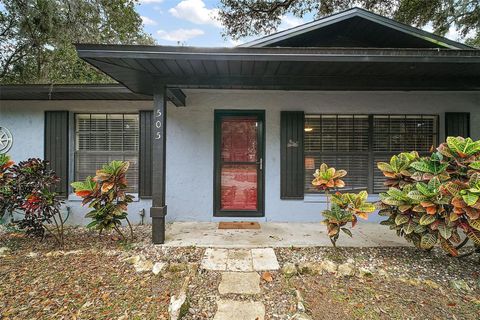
[
  {"xmin": 240, "ymin": 7, "xmax": 471, "ymax": 49},
  {"xmin": 76, "ymin": 47, "xmax": 480, "ymax": 63},
  {"xmin": 0, "ymin": 84, "xmax": 186, "ymax": 106},
  {"xmin": 0, "ymin": 84, "xmax": 134, "ymax": 93}
]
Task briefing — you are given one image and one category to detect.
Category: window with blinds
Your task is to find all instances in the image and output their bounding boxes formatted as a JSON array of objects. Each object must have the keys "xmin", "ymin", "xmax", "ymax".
[
  {"xmin": 372, "ymin": 115, "xmax": 438, "ymax": 193},
  {"xmin": 304, "ymin": 114, "xmax": 438, "ymax": 194},
  {"xmin": 75, "ymin": 114, "xmax": 139, "ymax": 193}
]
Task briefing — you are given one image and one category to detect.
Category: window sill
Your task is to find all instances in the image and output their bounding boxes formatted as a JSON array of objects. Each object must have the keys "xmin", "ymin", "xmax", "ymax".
[
  {"xmin": 68, "ymin": 193, "xmax": 141, "ymax": 202},
  {"xmin": 304, "ymin": 193, "xmax": 380, "ymax": 203}
]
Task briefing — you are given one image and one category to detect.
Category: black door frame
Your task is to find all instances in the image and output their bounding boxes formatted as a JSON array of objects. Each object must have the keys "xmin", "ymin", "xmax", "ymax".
[{"xmin": 213, "ymin": 110, "xmax": 265, "ymax": 217}]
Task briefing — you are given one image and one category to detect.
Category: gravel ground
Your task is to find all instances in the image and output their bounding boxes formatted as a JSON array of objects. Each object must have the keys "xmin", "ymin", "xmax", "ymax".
[
  {"xmin": 1, "ymin": 225, "xmax": 479, "ymax": 319},
  {"xmin": 276, "ymin": 247, "xmax": 480, "ymax": 320},
  {"xmin": 260, "ymin": 270, "xmax": 297, "ymax": 319},
  {"xmin": 275, "ymin": 246, "xmax": 480, "ymax": 290},
  {"xmin": 183, "ymin": 269, "xmax": 221, "ymax": 319},
  {"xmin": 183, "ymin": 269, "xmax": 297, "ymax": 320},
  {"xmin": 0, "ymin": 226, "xmax": 203, "ymax": 319}
]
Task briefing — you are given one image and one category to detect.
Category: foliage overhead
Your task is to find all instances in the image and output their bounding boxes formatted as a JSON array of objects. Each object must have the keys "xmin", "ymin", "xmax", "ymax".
[
  {"xmin": 71, "ymin": 160, "xmax": 134, "ymax": 241},
  {"xmin": 378, "ymin": 137, "xmax": 480, "ymax": 257},
  {"xmin": 312, "ymin": 163, "xmax": 375, "ymax": 247},
  {"xmin": 0, "ymin": 0, "xmax": 155, "ymax": 84},
  {"xmin": 218, "ymin": 0, "xmax": 479, "ymax": 47}
]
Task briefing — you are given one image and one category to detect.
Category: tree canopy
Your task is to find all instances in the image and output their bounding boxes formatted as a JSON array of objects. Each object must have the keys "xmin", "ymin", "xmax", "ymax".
[
  {"xmin": 0, "ymin": 0, "xmax": 155, "ymax": 84},
  {"xmin": 218, "ymin": 0, "xmax": 479, "ymax": 48}
]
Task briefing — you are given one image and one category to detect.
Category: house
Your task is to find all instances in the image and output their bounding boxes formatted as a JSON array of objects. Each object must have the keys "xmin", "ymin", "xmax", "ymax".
[{"xmin": 1, "ymin": 8, "xmax": 479, "ymax": 243}]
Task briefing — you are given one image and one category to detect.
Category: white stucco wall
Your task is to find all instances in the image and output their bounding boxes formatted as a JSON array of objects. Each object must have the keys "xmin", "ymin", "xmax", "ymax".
[{"xmin": 1, "ymin": 90, "xmax": 479, "ymax": 225}]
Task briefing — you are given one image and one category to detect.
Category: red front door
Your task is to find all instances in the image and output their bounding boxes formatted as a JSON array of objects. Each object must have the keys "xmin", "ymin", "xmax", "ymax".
[{"xmin": 214, "ymin": 111, "xmax": 264, "ymax": 217}]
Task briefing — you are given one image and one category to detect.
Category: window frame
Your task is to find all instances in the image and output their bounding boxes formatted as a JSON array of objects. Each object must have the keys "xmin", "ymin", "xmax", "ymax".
[
  {"xmin": 74, "ymin": 112, "xmax": 140, "ymax": 194},
  {"xmin": 304, "ymin": 113, "xmax": 439, "ymax": 195}
]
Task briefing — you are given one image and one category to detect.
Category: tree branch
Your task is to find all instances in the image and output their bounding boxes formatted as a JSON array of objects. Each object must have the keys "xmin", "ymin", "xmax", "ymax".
[
  {"xmin": 0, "ymin": 44, "xmax": 28, "ymax": 79},
  {"xmin": 245, "ymin": 0, "xmax": 298, "ymax": 15}
]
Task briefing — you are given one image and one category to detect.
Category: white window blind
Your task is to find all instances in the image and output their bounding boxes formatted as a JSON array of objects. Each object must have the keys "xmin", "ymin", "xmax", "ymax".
[
  {"xmin": 304, "ymin": 114, "xmax": 438, "ymax": 194},
  {"xmin": 75, "ymin": 114, "xmax": 139, "ymax": 193}
]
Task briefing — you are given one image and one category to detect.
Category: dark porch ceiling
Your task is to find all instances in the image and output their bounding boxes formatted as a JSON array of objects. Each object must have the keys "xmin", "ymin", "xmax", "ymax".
[{"xmin": 76, "ymin": 45, "xmax": 480, "ymax": 94}]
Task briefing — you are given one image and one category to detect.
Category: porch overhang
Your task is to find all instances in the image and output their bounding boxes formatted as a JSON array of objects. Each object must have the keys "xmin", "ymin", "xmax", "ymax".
[
  {"xmin": 75, "ymin": 44, "xmax": 480, "ymax": 244},
  {"xmin": 76, "ymin": 44, "xmax": 480, "ymax": 93},
  {"xmin": 0, "ymin": 84, "xmax": 186, "ymax": 107}
]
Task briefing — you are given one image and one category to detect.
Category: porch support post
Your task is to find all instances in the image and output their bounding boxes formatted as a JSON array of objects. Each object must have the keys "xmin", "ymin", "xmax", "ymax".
[{"xmin": 151, "ymin": 85, "xmax": 167, "ymax": 244}]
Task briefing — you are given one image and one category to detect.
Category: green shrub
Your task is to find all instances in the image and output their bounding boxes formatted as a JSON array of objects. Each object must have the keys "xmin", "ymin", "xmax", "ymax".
[
  {"xmin": 377, "ymin": 137, "xmax": 480, "ymax": 257},
  {"xmin": 0, "ymin": 154, "xmax": 15, "ymax": 220},
  {"xmin": 0, "ymin": 156, "xmax": 66, "ymax": 246},
  {"xmin": 71, "ymin": 160, "xmax": 134, "ymax": 241},
  {"xmin": 312, "ymin": 163, "xmax": 375, "ymax": 246}
]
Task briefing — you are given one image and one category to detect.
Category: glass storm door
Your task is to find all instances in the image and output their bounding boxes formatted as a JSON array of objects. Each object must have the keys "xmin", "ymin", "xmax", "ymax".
[{"xmin": 214, "ymin": 111, "xmax": 264, "ymax": 217}]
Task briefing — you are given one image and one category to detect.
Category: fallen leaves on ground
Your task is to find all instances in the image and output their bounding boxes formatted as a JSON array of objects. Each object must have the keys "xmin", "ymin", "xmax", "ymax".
[
  {"xmin": 0, "ymin": 226, "xmax": 200, "ymax": 319},
  {"xmin": 261, "ymin": 271, "xmax": 273, "ymax": 282},
  {"xmin": 275, "ymin": 247, "xmax": 480, "ymax": 320}
]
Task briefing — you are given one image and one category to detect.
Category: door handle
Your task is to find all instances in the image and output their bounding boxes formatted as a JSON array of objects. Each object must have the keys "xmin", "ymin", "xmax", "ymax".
[{"xmin": 257, "ymin": 158, "xmax": 263, "ymax": 170}]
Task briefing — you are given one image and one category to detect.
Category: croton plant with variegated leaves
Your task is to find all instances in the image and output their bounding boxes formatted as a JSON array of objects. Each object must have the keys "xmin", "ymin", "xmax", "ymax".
[
  {"xmin": 71, "ymin": 160, "xmax": 134, "ymax": 241},
  {"xmin": 378, "ymin": 137, "xmax": 480, "ymax": 257},
  {"xmin": 0, "ymin": 154, "xmax": 15, "ymax": 218},
  {"xmin": 312, "ymin": 163, "xmax": 376, "ymax": 246}
]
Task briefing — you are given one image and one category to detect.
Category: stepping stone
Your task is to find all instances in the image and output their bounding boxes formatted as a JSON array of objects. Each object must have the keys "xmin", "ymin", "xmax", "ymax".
[
  {"xmin": 201, "ymin": 248, "xmax": 228, "ymax": 271},
  {"xmin": 226, "ymin": 249, "xmax": 253, "ymax": 271},
  {"xmin": 218, "ymin": 272, "xmax": 261, "ymax": 295},
  {"xmin": 214, "ymin": 300, "xmax": 265, "ymax": 320},
  {"xmin": 251, "ymin": 248, "xmax": 280, "ymax": 271}
]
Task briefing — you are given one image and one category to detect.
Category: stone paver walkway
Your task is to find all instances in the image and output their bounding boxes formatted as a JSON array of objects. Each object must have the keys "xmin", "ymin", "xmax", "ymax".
[
  {"xmin": 218, "ymin": 272, "xmax": 260, "ymax": 294},
  {"xmin": 202, "ymin": 248, "xmax": 280, "ymax": 320},
  {"xmin": 201, "ymin": 248, "xmax": 280, "ymax": 272},
  {"xmin": 214, "ymin": 300, "xmax": 265, "ymax": 320}
]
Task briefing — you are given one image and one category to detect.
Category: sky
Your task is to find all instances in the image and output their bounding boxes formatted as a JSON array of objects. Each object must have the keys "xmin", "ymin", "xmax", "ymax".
[
  {"xmin": 135, "ymin": 0, "xmax": 310, "ymax": 47},
  {"xmin": 0, "ymin": 0, "xmax": 466, "ymax": 47},
  {"xmin": 136, "ymin": 0, "xmax": 467, "ymax": 47}
]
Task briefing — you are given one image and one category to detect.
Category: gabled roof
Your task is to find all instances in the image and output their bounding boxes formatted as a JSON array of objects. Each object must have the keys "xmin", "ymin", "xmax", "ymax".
[{"xmin": 240, "ymin": 7, "xmax": 473, "ymax": 49}]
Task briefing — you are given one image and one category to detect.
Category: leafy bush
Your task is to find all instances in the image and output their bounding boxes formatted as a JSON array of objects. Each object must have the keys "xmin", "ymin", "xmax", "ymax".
[
  {"xmin": 378, "ymin": 137, "xmax": 480, "ymax": 257},
  {"xmin": 312, "ymin": 163, "xmax": 375, "ymax": 246},
  {"xmin": 0, "ymin": 154, "xmax": 15, "ymax": 219},
  {"xmin": 0, "ymin": 156, "xmax": 66, "ymax": 245},
  {"xmin": 71, "ymin": 160, "xmax": 134, "ymax": 241}
]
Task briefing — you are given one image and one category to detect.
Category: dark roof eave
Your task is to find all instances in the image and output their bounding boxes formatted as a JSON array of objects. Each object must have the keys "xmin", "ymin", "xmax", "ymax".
[
  {"xmin": 73, "ymin": 44, "xmax": 480, "ymax": 93},
  {"xmin": 0, "ymin": 84, "xmax": 152, "ymax": 101},
  {"xmin": 0, "ymin": 83, "xmax": 187, "ymax": 106}
]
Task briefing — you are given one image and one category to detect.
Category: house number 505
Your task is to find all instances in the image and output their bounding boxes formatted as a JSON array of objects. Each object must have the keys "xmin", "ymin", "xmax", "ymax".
[{"xmin": 155, "ymin": 111, "xmax": 162, "ymax": 140}]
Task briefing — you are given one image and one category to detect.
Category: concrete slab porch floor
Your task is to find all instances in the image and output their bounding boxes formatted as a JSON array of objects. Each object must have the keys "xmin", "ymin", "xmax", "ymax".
[{"xmin": 163, "ymin": 222, "xmax": 409, "ymax": 247}]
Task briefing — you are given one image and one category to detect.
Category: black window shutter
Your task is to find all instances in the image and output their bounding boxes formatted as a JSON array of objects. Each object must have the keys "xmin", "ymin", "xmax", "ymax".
[
  {"xmin": 445, "ymin": 112, "xmax": 470, "ymax": 138},
  {"xmin": 44, "ymin": 111, "xmax": 69, "ymax": 196},
  {"xmin": 281, "ymin": 111, "xmax": 305, "ymax": 199},
  {"xmin": 139, "ymin": 110, "xmax": 153, "ymax": 198}
]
